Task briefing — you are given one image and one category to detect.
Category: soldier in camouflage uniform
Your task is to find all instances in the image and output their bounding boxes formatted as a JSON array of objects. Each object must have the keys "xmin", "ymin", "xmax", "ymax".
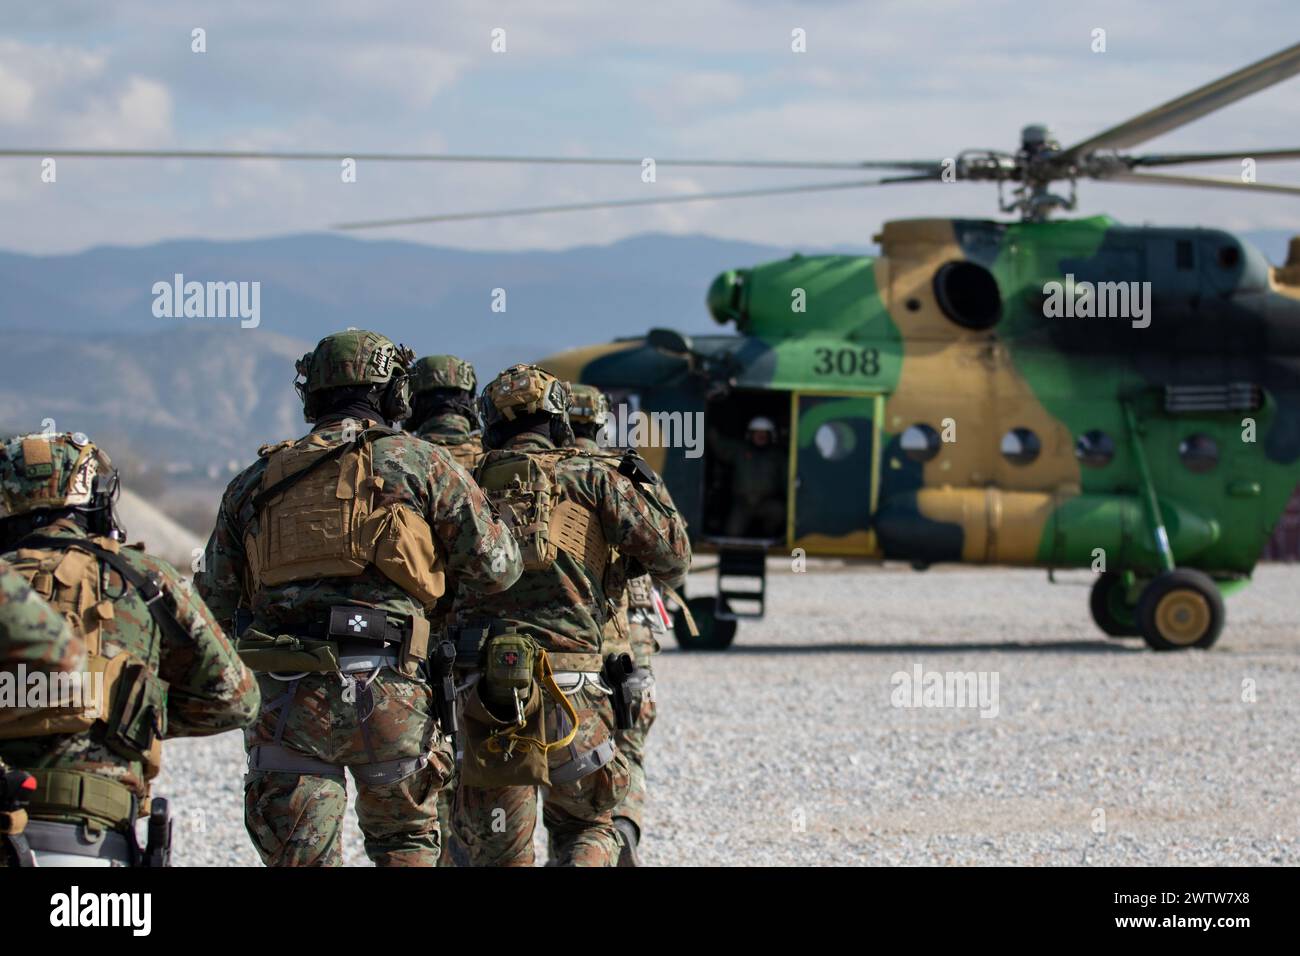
[
  {"xmin": 0, "ymin": 559, "xmax": 80, "ymax": 866},
  {"xmin": 0, "ymin": 432, "xmax": 260, "ymax": 867},
  {"xmin": 0, "ymin": 558, "xmax": 81, "ymax": 684},
  {"xmin": 406, "ymin": 354, "xmax": 484, "ymax": 469},
  {"xmin": 404, "ymin": 353, "xmax": 485, "ymax": 867},
  {"xmin": 451, "ymin": 365, "xmax": 690, "ymax": 867},
  {"xmin": 197, "ymin": 331, "xmax": 522, "ymax": 867},
  {"xmin": 567, "ymin": 383, "xmax": 669, "ymax": 866}
]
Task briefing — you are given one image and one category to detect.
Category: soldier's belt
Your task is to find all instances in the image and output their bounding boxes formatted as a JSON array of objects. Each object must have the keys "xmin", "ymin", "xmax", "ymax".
[
  {"xmin": 22, "ymin": 819, "xmax": 135, "ymax": 865},
  {"xmin": 23, "ymin": 769, "xmax": 136, "ymax": 831},
  {"xmin": 337, "ymin": 651, "xmax": 402, "ymax": 673},
  {"xmin": 238, "ymin": 606, "xmax": 420, "ymax": 674},
  {"xmin": 547, "ymin": 652, "xmax": 603, "ymax": 673},
  {"xmin": 549, "ymin": 739, "xmax": 616, "ymax": 784},
  {"xmin": 246, "ymin": 743, "xmax": 428, "ymax": 786}
]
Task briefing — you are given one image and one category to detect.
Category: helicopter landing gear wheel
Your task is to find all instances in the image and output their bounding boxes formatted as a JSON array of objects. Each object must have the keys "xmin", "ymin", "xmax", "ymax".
[
  {"xmin": 1136, "ymin": 569, "xmax": 1225, "ymax": 651},
  {"xmin": 673, "ymin": 596, "xmax": 737, "ymax": 651},
  {"xmin": 1089, "ymin": 572, "xmax": 1140, "ymax": 638}
]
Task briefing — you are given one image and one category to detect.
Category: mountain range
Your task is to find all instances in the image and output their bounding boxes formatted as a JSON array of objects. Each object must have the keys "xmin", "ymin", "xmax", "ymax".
[{"xmin": 1, "ymin": 226, "xmax": 1294, "ymax": 479}]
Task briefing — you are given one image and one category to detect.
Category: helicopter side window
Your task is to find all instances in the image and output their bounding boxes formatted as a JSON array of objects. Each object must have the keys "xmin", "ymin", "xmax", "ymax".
[
  {"xmin": 1075, "ymin": 430, "xmax": 1116, "ymax": 468},
  {"xmin": 1179, "ymin": 434, "xmax": 1219, "ymax": 474},
  {"xmin": 901, "ymin": 424, "xmax": 942, "ymax": 463},
  {"xmin": 1001, "ymin": 427, "xmax": 1041, "ymax": 466},
  {"xmin": 814, "ymin": 422, "xmax": 856, "ymax": 462}
]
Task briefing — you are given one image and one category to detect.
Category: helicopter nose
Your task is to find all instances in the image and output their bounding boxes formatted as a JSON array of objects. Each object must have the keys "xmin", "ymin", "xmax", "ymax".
[{"xmin": 708, "ymin": 270, "xmax": 747, "ymax": 327}]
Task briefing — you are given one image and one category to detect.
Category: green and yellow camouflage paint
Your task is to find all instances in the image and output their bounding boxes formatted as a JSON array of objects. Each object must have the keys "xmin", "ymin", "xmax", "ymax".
[{"xmin": 541, "ymin": 216, "xmax": 1300, "ymax": 643}]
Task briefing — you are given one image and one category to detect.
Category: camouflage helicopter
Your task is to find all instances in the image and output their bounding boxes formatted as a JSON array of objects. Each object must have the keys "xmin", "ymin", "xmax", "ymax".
[{"xmin": 10, "ymin": 42, "xmax": 1300, "ymax": 652}]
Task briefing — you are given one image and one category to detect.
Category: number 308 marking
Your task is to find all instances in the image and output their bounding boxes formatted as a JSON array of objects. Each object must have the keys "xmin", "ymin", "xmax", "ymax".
[{"xmin": 813, "ymin": 347, "xmax": 880, "ymax": 377}]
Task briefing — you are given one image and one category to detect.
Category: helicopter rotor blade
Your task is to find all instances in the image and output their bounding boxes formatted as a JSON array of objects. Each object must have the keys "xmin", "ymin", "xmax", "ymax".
[
  {"xmin": 332, "ymin": 173, "xmax": 939, "ymax": 230},
  {"xmin": 1130, "ymin": 148, "xmax": 1300, "ymax": 168},
  {"xmin": 0, "ymin": 147, "xmax": 939, "ymax": 172},
  {"xmin": 1103, "ymin": 169, "xmax": 1300, "ymax": 196},
  {"xmin": 1062, "ymin": 41, "xmax": 1300, "ymax": 158}
]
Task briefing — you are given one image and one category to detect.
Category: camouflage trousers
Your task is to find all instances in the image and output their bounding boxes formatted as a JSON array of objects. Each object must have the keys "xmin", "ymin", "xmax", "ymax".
[
  {"xmin": 243, "ymin": 668, "xmax": 453, "ymax": 867},
  {"xmin": 436, "ymin": 769, "xmax": 468, "ymax": 866},
  {"xmin": 611, "ymin": 614, "xmax": 660, "ymax": 836},
  {"xmin": 454, "ymin": 685, "xmax": 630, "ymax": 866}
]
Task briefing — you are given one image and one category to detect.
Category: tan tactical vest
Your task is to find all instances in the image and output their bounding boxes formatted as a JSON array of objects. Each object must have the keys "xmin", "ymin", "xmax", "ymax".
[
  {"xmin": 442, "ymin": 434, "xmax": 483, "ymax": 471},
  {"xmin": 0, "ymin": 537, "xmax": 164, "ymax": 775},
  {"xmin": 245, "ymin": 431, "xmax": 445, "ymax": 606},
  {"xmin": 476, "ymin": 449, "xmax": 609, "ymax": 580}
]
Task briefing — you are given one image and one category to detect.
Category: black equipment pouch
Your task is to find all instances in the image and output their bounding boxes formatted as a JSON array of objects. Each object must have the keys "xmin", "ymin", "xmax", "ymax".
[
  {"xmin": 105, "ymin": 661, "xmax": 168, "ymax": 762},
  {"xmin": 0, "ymin": 769, "xmax": 36, "ymax": 868},
  {"xmin": 618, "ymin": 452, "xmax": 658, "ymax": 488},
  {"xmin": 430, "ymin": 640, "xmax": 460, "ymax": 758},
  {"xmin": 602, "ymin": 652, "xmax": 636, "ymax": 731},
  {"xmin": 451, "ymin": 625, "xmax": 489, "ymax": 668},
  {"xmin": 143, "ymin": 797, "xmax": 172, "ymax": 868}
]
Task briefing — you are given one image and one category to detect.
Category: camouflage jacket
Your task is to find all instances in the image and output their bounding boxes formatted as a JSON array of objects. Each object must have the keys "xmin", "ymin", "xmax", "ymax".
[
  {"xmin": 198, "ymin": 418, "xmax": 522, "ymax": 634},
  {"xmin": 574, "ymin": 435, "xmax": 668, "ymax": 616},
  {"xmin": 0, "ymin": 521, "xmax": 260, "ymax": 799},
  {"xmin": 0, "ymin": 557, "xmax": 82, "ymax": 677},
  {"xmin": 456, "ymin": 433, "xmax": 690, "ymax": 655},
  {"xmin": 413, "ymin": 412, "xmax": 484, "ymax": 470}
]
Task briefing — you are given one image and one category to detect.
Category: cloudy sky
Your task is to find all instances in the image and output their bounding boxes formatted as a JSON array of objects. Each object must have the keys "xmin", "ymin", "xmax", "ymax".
[{"xmin": 3, "ymin": 0, "xmax": 1299, "ymax": 254}]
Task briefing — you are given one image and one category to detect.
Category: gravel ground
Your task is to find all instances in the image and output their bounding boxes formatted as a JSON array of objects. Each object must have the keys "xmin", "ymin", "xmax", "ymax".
[{"xmin": 155, "ymin": 562, "xmax": 1300, "ymax": 866}]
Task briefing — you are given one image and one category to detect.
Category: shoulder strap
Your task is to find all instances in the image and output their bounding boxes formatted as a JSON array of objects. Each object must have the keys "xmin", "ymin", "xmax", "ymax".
[
  {"xmin": 251, "ymin": 425, "xmax": 397, "ymax": 516},
  {"xmin": 18, "ymin": 536, "xmax": 193, "ymax": 645}
]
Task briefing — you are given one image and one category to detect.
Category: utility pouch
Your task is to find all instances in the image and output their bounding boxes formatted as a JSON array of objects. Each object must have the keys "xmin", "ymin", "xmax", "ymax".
[
  {"xmin": 459, "ymin": 639, "xmax": 581, "ymax": 789},
  {"xmin": 236, "ymin": 630, "xmax": 341, "ymax": 673},
  {"xmin": 370, "ymin": 503, "xmax": 446, "ymax": 606},
  {"xmin": 481, "ymin": 632, "xmax": 537, "ymax": 707},
  {"xmin": 400, "ymin": 614, "xmax": 431, "ymax": 678},
  {"xmin": 460, "ymin": 680, "xmax": 549, "ymax": 788},
  {"xmin": 105, "ymin": 661, "xmax": 168, "ymax": 762}
]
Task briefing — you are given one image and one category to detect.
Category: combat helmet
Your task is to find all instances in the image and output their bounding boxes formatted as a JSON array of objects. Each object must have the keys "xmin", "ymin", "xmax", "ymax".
[
  {"xmin": 0, "ymin": 431, "xmax": 123, "ymax": 544},
  {"xmin": 295, "ymin": 329, "xmax": 415, "ymax": 423},
  {"xmin": 568, "ymin": 384, "xmax": 610, "ymax": 429},
  {"xmin": 480, "ymin": 364, "xmax": 573, "ymax": 449},
  {"xmin": 407, "ymin": 354, "xmax": 482, "ymax": 431},
  {"xmin": 410, "ymin": 354, "xmax": 477, "ymax": 395}
]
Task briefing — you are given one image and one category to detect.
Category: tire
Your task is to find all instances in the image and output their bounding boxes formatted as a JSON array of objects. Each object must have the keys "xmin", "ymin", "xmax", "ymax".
[
  {"xmin": 1136, "ymin": 568, "xmax": 1225, "ymax": 651},
  {"xmin": 1089, "ymin": 572, "xmax": 1140, "ymax": 638},
  {"xmin": 673, "ymin": 596, "xmax": 738, "ymax": 651}
]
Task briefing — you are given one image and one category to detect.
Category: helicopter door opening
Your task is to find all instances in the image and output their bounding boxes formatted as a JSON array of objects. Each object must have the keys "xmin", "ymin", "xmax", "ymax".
[
  {"xmin": 701, "ymin": 389, "xmax": 791, "ymax": 545},
  {"xmin": 791, "ymin": 392, "xmax": 880, "ymax": 556}
]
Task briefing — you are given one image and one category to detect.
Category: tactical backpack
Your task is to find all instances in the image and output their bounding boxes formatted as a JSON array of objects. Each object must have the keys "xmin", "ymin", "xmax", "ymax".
[
  {"xmin": 244, "ymin": 426, "xmax": 445, "ymax": 606},
  {"xmin": 0, "ymin": 536, "xmax": 176, "ymax": 776},
  {"xmin": 475, "ymin": 448, "xmax": 608, "ymax": 580}
]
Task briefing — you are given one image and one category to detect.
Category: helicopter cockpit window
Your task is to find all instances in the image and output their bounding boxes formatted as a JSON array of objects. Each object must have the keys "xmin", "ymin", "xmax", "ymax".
[
  {"xmin": 1075, "ymin": 430, "xmax": 1115, "ymax": 468},
  {"xmin": 1000, "ymin": 427, "xmax": 1041, "ymax": 466},
  {"xmin": 900, "ymin": 424, "xmax": 941, "ymax": 463},
  {"xmin": 1179, "ymin": 434, "xmax": 1219, "ymax": 473},
  {"xmin": 814, "ymin": 422, "xmax": 856, "ymax": 461}
]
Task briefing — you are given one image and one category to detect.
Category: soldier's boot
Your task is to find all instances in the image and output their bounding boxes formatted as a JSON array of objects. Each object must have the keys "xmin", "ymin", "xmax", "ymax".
[{"xmin": 614, "ymin": 816, "xmax": 641, "ymax": 867}]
